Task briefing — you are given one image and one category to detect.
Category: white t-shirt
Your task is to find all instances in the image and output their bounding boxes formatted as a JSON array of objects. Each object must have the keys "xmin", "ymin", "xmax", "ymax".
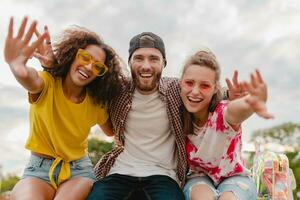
[
  {"xmin": 109, "ymin": 89, "xmax": 178, "ymax": 181},
  {"xmin": 186, "ymin": 101, "xmax": 249, "ymax": 184}
]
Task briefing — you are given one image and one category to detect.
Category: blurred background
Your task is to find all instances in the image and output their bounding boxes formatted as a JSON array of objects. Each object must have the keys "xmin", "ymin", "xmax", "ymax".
[{"xmin": 0, "ymin": 0, "xmax": 299, "ymax": 199}]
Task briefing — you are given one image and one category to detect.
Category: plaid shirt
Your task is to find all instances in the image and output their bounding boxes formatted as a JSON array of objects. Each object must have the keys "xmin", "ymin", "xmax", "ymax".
[{"xmin": 94, "ymin": 77, "xmax": 187, "ymax": 187}]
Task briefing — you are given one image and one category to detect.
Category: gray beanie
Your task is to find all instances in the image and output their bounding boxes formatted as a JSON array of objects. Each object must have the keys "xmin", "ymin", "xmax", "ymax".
[{"xmin": 128, "ymin": 32, "xmax": 166, "ymax": 66}]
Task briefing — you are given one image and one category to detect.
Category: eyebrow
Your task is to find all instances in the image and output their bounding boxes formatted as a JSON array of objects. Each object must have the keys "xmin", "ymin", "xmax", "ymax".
[
  {"xmin": 183, "ymin": 78, "xmax": 214, "ymax": 84},
  {"xmin": 149, "ymin": 55, "xmax": 160, "ymax": 59},
  {"xmin": 133, "ymin": 53, "xmax": 160, "ymax": 58},
  {"xmin": 133, "ymin": 54, "xmax": 143, "ymax": 58},
  {"xmin": 89, "ymin": 52, "xmax": 103, "ymax": 62}
]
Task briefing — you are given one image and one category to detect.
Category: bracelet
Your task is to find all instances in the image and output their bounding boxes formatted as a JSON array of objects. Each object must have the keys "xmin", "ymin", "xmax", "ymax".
[{"xmin": 223, "ymin": 89, "xmax": 229, "ymax": 100}]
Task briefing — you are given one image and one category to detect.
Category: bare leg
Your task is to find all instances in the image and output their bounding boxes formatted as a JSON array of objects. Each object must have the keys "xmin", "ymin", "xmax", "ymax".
[
  {"xmin": 54, "ymin": 177, "xmax": 94, "ymax": 200},
  {"xmin": 219, "ymin": 191, "xmax": 238, "ymax": 200},
  {"xmin": 11, "ymin": 177, "xmax": 55, "ymax": 200},
  {"xmin": 190, "ymin": 184, "xmax": 215, "ymax": 200}
]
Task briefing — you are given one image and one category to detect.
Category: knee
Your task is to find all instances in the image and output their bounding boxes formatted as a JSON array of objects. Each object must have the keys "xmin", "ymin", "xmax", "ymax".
[
  {"xmin": 190, "ymin": 184, "xmax": 215, "ymax": 200},
  {"xmin": 219, "ymin": 191, "xmax": 238, "ymax": 200},
  {"xmin": 11, "ymin": 187, "xmax": 40, "ymax": 200},
  {"xmin": 11, "ymin": 193, "xmax": 45, "ymax": 200}
]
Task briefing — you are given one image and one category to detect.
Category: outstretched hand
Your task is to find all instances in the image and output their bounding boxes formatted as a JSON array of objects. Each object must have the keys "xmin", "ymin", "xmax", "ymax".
[
  {"xmin": 4, "ymin": 17, "xmax": 48, "ymax": 78},
  {"xmin": 33, "ymin": 26, "xmax": 56, "ymax": 68},
  {"xmin": 242, "ymin": 70, "xmax": 274, "ymax": 119},
  {"xmin": 226, "ymin": 70, "xmax": 248, "ymax": 100}
]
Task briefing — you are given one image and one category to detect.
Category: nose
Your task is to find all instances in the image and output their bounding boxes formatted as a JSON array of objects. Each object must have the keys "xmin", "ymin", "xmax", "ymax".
[
  {"xmin": 141, "ymin": 59, "xmax": 151, "ymax": 70},
  {"xmin": 191, "ymin": 85, "xmax": 200, "ymax": 95},
  {"xmin": 85, "ymin": 63, "xmax": 93, "ymax": 71}
]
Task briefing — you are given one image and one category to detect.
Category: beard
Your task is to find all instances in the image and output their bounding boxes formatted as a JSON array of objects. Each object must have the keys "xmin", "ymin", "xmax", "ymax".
[{"xmin": 131, "ymin": 70, "xmax": 162, "ymax": 93}]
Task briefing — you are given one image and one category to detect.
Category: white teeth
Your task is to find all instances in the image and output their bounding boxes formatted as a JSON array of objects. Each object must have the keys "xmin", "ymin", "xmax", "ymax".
[
  {"xmin": 140, "ymin": 73, "xmax": 152, "ymax": 78},
  {"xmin": 78, "ymin": 70, "xmax": 89, "ymax": 78},
  {"xmin": 188, "ymin": 96, "xmax": 203, "ymax": 102}
]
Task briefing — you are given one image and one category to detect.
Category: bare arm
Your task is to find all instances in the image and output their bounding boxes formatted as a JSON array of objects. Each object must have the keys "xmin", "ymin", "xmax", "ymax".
[
  {"xmin": 4, "ymin": 17, "xmax": 48, "ymax": 94},
  {"xmin": 99, "ymin": 119, "xmax": 115, "ymax": 137},
  {"xmin": 225, "ymin": 70, "xmax": 273, "ymax": 126}
]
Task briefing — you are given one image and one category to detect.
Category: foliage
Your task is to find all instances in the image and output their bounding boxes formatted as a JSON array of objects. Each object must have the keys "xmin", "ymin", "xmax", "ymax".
[
  {"xmin": 0, "ymin": 174, "xmax": 19, "ymax": 194},
  {"xmin": 251, "ymin": 122, "xmax": 300, "ymax": 147},
  {"xmin": 88, "ymin": 138, "xmax": 114, "ymax": 166},
  {"xmin": 285, "ymin": 152, "xmax": 300, "ymax": 198}
]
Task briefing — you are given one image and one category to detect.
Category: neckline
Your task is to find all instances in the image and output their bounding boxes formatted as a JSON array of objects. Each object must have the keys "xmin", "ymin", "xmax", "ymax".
[{"xmin": 59, "ymin": 78, "xmax": 87, "ymax": 105}]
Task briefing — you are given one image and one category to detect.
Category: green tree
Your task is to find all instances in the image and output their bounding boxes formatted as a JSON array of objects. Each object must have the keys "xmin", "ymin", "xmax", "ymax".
[
  {"xmin": 286, "ymin": 152, "xmax": 300, "ymax": 198},
  {"xmin": 0, "ymin": 174, "xmax": 19, "ymax": 194},
  {"xmin": 251, "ymin": 122, "xmax": 300, "ymax": 147},
  {"xmin": 88, "ymin": 138, "xmax": 114, "ymax": 166}
]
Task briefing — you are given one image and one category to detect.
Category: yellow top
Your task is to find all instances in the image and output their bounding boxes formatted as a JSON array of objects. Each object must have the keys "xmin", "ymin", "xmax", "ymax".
[{"xmin": 25, "ymin": 71, "xmax": 108, "ymax": 189}]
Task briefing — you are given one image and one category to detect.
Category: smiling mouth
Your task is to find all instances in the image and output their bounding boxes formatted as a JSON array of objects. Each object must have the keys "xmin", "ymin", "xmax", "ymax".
[
  {"xmin": 188, "ymin": 96, "xmax": 203, "ymax": 103},
  {"xmin": 78, "ymin": 69, "xmax": 89, "ymax": 79},
  {"xmin": 139, "ymin": 73, "xmax": 153, "ymax": 78}
]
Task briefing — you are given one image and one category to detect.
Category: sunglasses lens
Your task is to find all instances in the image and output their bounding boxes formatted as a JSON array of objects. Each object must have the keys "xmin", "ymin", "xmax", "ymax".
[
  {"xmin": 93, "ymin": 63, "xmax": 107, "ymax": 76},
  {"xmin": 77, "ymin": 49, "xmax": 108, "ymax": 76},
  {"xmin": 77, "ymin": 52, "xmax": 91, "ymax": 64}
]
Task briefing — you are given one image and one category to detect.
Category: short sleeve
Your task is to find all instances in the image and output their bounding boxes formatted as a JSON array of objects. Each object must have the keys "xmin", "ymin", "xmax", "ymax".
[
  {"xmin": 28, "ymin": 71, "xmax": 53, "ymax": 104},
  {"xmin": 213, "ymin": 101, "xmax": 240, "ymax": 134}
]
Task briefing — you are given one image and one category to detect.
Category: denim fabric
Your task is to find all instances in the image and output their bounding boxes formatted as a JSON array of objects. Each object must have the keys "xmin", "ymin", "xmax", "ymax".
[
  {"xmin": 22, "ymin": 154, "xmax": 96, "ymax": 185},
  {"xmin": 87, "ymin": 173, "xmax": 184, "ymax": 200},
  {"xmin": 183, "ymin": 175, "xmax": 257, "ymax": 200}
]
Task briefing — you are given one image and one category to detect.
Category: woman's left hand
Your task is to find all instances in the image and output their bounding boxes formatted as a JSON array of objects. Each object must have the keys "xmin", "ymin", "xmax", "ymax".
[{"xmin": 242, "ymin": 70, "xmax": 274, "ymax": 119}]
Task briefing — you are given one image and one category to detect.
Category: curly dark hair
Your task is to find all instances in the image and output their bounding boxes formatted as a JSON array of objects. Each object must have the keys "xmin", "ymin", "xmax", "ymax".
[
  {"xmin": 181, "ymin": 50, "xmax": 223, "ymax": 135},
  {"xmin": 48, "ymin": 26, "xmax": 125, "ymax": 105}
]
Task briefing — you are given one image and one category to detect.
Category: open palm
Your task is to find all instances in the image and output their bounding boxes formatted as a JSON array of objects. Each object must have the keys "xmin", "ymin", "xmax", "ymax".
[
  {"xmin": 4, "ymin": 17, "xmax": 47, "ymax": 78},
  {"xmin": 243, "ymin": 70, "xmax": 274, "ymax": 119}
]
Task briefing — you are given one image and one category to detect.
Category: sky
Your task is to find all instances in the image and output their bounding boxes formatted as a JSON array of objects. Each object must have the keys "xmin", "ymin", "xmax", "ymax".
[{"xmin": 0, "ymin": 0, "xmax": 299, "ymax": 176}]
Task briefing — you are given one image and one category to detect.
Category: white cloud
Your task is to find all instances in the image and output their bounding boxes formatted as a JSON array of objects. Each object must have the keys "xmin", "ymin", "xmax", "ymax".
[{"xmin": 0, "ymin": 85, "xmax": 28, "ymax": 132}]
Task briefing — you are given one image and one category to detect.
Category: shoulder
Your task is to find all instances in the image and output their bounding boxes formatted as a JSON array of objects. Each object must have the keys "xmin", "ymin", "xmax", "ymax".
[
  {"xmin": 209, "ymin": 100, "xmax": 239, "ymax": 133},
  {"xmin": 120, "ymin": 77, "xmax": 133, "ymax": 91},
  {"xmin": 213, "ymin": 100, "xmax": 229, "ymax": 114},
  {"xmin": 208, "ymin": 101, "xmax": 229, "ymax": 126},
  {"xmin": 39, "ymin": 71, "xmax": 54, "ymax": 81},
  {"xmin": 38, "ymin": 71, "xmax": 56, "ymax": 87},
  {"xmin": 161, "ymin": 77, "xmax": 179, "ymax": 85},
  {"xmin": 29, "ymin": 71, "xmax": 56, "ymax": 104},
  {"xmin": 159, "ymin": 77, "xmax": 183, "ymax": 110},
  {"xmin": 160, "ymin": 77, "xmax": 180, "ymax": 92}
]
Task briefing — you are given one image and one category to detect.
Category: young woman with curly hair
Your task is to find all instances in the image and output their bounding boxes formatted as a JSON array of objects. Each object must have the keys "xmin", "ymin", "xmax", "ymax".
[{"xmin": 4, "ymin": 16, "xmax": 124, "ymax": 200}]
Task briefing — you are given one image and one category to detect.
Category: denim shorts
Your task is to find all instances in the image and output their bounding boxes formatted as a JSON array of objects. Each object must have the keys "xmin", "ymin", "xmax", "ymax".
[
  {"xmin": 22, "ymin": 154, "xmax": 96, "ymax": 185},
  {"xmin": 183, "ymin": 175, "xmax": 257, "ymax": 200}
]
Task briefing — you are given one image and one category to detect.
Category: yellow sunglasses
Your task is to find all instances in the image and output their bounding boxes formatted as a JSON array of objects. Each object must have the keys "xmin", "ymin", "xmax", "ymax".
[{"xmin": 76, "ymin": 48, "xmax": 108, "ymax": 76}]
